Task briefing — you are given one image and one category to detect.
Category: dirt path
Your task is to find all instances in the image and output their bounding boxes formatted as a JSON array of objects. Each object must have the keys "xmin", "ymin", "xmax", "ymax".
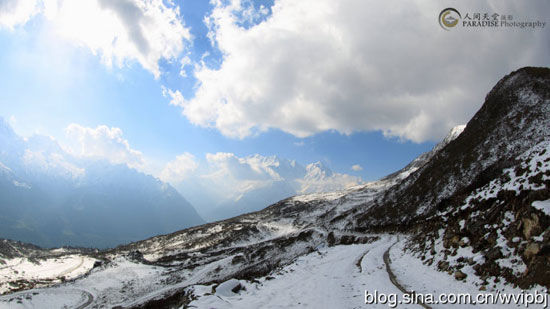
[
  {"xmin": 59, "ymin": 256, "xmax": 85, "ymax": 277},
  {"xmin": 75, "ymin": 289, "xmax": 94, "ymax": 309},
  {"xmin": 383, "ymin": 238, "xmax": 431, "ymax": 309},
  {"xmin": 355, "ymin": 248, "xmax": 369, "ymax": 273}
]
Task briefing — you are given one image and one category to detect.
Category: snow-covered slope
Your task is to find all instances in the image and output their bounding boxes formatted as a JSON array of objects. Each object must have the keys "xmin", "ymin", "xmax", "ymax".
[{"xmin": 0, "ymin": 67, "xmax": 548, "ymax": 308}]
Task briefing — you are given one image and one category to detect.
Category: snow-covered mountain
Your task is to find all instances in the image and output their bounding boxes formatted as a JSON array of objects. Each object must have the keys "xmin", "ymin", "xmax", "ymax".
[
  {"xmin": 177, "ymin": 155, "xmax": 362, "ymax": 221},
  {"xmin": 0, "ymin": 67, "xmax": 548, "ymax": 308},
  {"xmin": 0, "ymin": 121, "xmax": 204, "ymax": 248}
]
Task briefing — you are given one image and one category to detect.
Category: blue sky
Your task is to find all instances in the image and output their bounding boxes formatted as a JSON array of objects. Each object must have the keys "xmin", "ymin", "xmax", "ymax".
[
  {"xmin": 0, "ymin": 20, "xmax": 433, "ymax": 181},
  {"xmin": 0, "ymin": 0, "xmax": 548, "ymax": 192}
]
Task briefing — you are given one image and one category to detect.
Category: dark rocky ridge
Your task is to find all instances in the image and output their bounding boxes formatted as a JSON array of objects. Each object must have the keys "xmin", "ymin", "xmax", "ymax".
[
  {"xmin": 345, "ymin": 67, "xmax": 550, "ymax": 289},
  {"xmin": 351, "ymin": 67, "xmax": 550, "ymax": 230}
]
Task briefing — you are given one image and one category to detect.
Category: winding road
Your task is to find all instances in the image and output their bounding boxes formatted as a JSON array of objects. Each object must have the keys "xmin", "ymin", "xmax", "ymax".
[{"xmin": 75, "ymin": 290, "xmax": 94, "ymax": 309}]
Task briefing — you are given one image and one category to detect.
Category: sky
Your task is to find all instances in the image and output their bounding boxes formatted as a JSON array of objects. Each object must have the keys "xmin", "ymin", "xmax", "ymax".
[{"xmin": 0, "ymin": 0, "xmax": 548, "ymax": 212}]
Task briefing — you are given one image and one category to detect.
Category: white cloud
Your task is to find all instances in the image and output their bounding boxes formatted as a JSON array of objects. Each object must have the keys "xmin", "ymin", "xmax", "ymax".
[
  {"xmin": 0, "ymin": 0, "xmax": 40, "ymax": 29},
  {"xmin": 179, "ymin": 55, "xmax": 192, "ymax": 77},
  {"xmin": 199, "ymin": 153, "xmax": 285, "ymax": 201},
  {"xmin": 351, "ymin": 164, "xmax": 363, "ymax": 172},
  {"xmin": 161, "ymin": 85, "xmax": 186, "ymax": 107},
  {"xmin": 8, "ymin": 115, "xmax": 17, "ymax": 128},
  {"xmin": 63, "ymin": 124, "xmax": 144, "ymax": 168},
  {"xmin": 159, "ymin": 152, "xmax": 198, "ymax": 183},
  {"xmin": 178, "ymin": 0, "xmax": 550, "ymax": 142},
  {"xmin": 165, "ymin": 152, "xmax": 362, "ymax": 212},
  {"xmin": 2, "ymin": 0, "xmax": 190, "ymax": 78},
  {"xmin": 164, "ymin": 151, "xmax": 363, "ymax": 220},
  {"xmin": 23, "ymin": 149, "xmax": 85, "ymax": 180},
  {"xmin": 205, "ymin": 153, "xmax": 287, "ymax": 182}
]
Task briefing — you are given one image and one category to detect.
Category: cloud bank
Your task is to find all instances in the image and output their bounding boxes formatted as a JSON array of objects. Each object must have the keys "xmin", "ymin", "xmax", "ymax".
[
  {"xmin": 3, "ymin": 0, "xmax": 547, "ymax": 142},
  {"xmin": 159, "ymin": 152, "xmax": 198, "ymax": 184},
  {"xmin": 175, "ymin": 0, "xmax": 549, "ymax": 142},
  {"xmin": 161, "ymin": 152, "xmax": 363, "ymax": 220},
  {"xmin": 0, "ymin": 0, "xmax": 40, "ymax": 29},
  {"xmin": 64, "ymin": 124, "xmax": 144, "ymax": 169}
]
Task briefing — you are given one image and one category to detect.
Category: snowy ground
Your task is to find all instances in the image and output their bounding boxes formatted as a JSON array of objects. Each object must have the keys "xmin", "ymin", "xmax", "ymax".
[
  {"xmin": 186, "ymin": 235, "xmax": 548, "ymax": 309},
  {"xmin": 186, "ymin": 235, "xmax": 404, "ymax": 309},
  {"xmin": 0, "ymin": 235, "xmax": 547, "ymax": 308},
  {"xmin": 0, "ymin": 255, "xmax": 96, "ymax": 294},
  {"xmin": 0, "ymin": 288, "xmax": 92, "ymax": 309}
]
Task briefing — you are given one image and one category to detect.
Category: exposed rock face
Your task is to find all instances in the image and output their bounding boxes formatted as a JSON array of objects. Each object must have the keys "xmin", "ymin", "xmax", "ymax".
[{"xmin": 454, "ymin": 270, "xmax": 467, "ymax": 280}]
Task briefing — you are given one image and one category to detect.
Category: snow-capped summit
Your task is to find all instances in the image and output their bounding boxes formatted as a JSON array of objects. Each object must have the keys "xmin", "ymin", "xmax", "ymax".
[
  {"xmin": 304, "ymin": 161, "xmax": 334, "ymax": 180},
  {"xmin": 432, "ymin": 124, "xmax": 466, "ymax": 153}
]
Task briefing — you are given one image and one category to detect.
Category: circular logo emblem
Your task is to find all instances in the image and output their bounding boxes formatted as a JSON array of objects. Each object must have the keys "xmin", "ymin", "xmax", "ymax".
[{"xmin": 439, "ymin": 8, "xmax": 461, "ymax": 30}]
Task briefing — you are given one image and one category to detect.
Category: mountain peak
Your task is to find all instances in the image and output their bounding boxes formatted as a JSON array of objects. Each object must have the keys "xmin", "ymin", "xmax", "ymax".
[
  {"xmin": 354, "ymin": 67, "xmax": 550, "ymax": 227},
  {"xmin": 305, "ymin": 161, "xmax": 333, "ymax": 179},
  {"xmin": 432, "ymin": 124, "xmax": 466, "ymax": 154}
]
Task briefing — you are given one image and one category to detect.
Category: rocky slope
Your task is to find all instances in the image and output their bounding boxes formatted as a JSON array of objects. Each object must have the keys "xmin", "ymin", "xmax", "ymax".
[{"xmin": 347, "ymin": 67, "xmax": 550, "ymax": 231}]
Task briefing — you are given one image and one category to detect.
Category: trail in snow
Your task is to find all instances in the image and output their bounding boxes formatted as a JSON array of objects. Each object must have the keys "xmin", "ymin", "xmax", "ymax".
[
  {"xmin": 1, "ymin": 234, "xmax": 543, "ymax": 308},
  {"xmin": 0, "ymin": 259, "xmax": 23, "ymax": 271},
  {"xmin": 355, "ymin": 248, "xmax": 370, "ymax": 273},
  {"xmin": 187, "ymin": 235, "xmax": 424, "ymax": 308},
  {"xmin": 58, "ymin": 256, "xmax": 85, "ymax": 277},
  {"xmin": 74, "ymin": 290, "xmax": 93, "ymax": 309},
  {"xmin": 383, "ymin": 238, "xmax": 431, "ymax": 309}
]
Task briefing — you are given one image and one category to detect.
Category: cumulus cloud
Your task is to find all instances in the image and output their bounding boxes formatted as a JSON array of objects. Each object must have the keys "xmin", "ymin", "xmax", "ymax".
[
  {"xmin": 164, "ymin": 152, "xmax": 362, "ymax": 208},
  {"xmin": 198, "ymin": 153, "xmax": 288, "ymax": 202},
  {"xmin": 159, "ymin": 152, "xmax": 198, "ymax": 183},
  {"xmin": 2, "ymin": 0, "xmax": 190, "ymax": 77},
  {"xmin": 63, "ymin": 124, "xmax": 144, "ymax": 168},
  {"xmin": 162, "ymin": 152, "xmax": 363, "ymax": 220},
  {"xmin": 0, "ymin": 0, "xmax": 40, "ymax": 29},
  {"xmin": 177, "ymin": 0, "xmax": 549, "ymax": 142},
  {"xmin": 23, "ymin": 149, "xmax": 85, "ymax": 180},
  {"xmin": 161, "ymin": 85, "xmax": 186, "ymax": 107},
  {"xmin": 351, "ymin": 164, "xmax": 363, "ymax": 172}
]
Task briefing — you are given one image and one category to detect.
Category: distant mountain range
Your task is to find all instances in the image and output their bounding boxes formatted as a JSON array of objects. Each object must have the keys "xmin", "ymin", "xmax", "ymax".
[
  {"xmin": 177, "ymin": 157, "xmax": 362, "ymax": 221},
  {"xmin": 0, "ymin": 120, "xmax": 204, "ymax": 248}
]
